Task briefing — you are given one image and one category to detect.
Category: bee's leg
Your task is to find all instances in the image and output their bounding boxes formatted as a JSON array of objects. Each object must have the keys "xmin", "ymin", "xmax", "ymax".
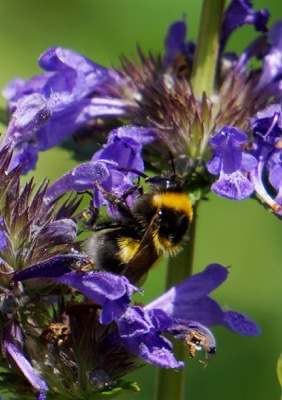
[
  {"xmin": 73, "ymin": 205, "xmax": 100, "ymax": 233},
  {"xmin": 120, "ymin": 184, "xmax": 143, "ymax": 200},
  {"xmin": 94, "ymin": 182, "xmax": 135, "ymax": 218},
  {"xmin": 93, "ymin": 219, "xmax": 123, "ymax": 232}
]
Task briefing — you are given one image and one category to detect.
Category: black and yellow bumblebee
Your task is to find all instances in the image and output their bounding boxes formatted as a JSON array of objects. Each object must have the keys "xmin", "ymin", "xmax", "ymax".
[{"xmin": 84, "ymin": 172, "xmax": 193, "ymax": 284}]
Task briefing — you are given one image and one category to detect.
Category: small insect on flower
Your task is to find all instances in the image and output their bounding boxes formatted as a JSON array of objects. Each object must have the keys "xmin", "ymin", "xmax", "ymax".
[
  {"xmin": 185, "ymin": 326, "xmax": 216, "ymax": 367},
  {"xmin": 41, "ymin": 322, "xmax": 70, "ymax": 346},
  {"xmin": 84, "ymin": 169, "xmax": 193, "ymax": 284}
]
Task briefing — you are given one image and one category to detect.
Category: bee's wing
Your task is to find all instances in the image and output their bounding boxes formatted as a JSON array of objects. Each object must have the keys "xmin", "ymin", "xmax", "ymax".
[{"xmin": 123, "ymin": 214, "xmax": 159, "ymax": 284}]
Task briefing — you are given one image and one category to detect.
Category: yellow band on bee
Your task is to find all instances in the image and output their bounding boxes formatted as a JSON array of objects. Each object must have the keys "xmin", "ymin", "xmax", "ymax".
[{"xmin": 151, "ymin": 192, "xmax": 193, "ymax": 220}]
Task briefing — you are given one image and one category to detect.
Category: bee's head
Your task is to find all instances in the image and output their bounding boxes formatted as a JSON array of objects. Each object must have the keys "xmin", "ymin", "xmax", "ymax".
[{"xmin": 146, "ymin": 174, "xmax": 184, "ymax": 193}]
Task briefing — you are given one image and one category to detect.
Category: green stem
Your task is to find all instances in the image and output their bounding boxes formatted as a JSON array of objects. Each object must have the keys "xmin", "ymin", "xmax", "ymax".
[
  {"xmin": 154, "ymin": 209, "xmax": 197, "ymax": 400},
  {"xmin": 191, "ymin": 0, "xmax": 226, "ymax": 97}
]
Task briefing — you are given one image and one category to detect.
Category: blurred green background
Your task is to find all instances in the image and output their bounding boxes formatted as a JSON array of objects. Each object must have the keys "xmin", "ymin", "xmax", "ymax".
[{"xmin": 0, "ymin": 1, "xmax": 281, "ymax": 399}]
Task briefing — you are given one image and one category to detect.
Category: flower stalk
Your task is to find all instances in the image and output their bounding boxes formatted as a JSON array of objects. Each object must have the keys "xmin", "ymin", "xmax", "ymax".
[
  {"xmin": 155, "ymin": 207, "xmax": 198, "ymax": 400},
  {"xmin": 155, "ymin": 0, "xmax": 226, "ymax": 396},
  {"xmin": 191, "ymin": 0, "xmax": 226, "ymax": 97}
]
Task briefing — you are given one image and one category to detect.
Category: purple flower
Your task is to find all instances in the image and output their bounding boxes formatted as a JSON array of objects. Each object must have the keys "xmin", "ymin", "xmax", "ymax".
[
  {"xmin": 0, "ymin": 144, "xmax": 84, "ymax": 399},
  {"xmin": 54, "ymin": 270, "xmax": 139, "ymax": 325},
  {"xmin": 113, "ymin": 263, "xmax": 259, "ymax": 367},
  {"xmin": 146, "ymin": 263, "xmax": 260, "ymax": 336},
  {"xmin": 12, "ymin": 261, "xmax": 260, "ymax": 370},
  {"xmin": 0, "ymin": 93, "xmax": 51, "ymax": 172},
  {"xmin": 116, "ymin": 306, "xmax": 183, "ymax": 368},
  {"xmin": 12, "ymin": 256, "xmax": 139, "ymax": 325},
  {"xmin": 255, "ymin": 22, "xmax": 282, "ymax": 94},
  {"xmin": 163, "ymin": 20, "xmax": 195, "ymax": 71},
  {"xmin": 247, "ymin": 105, "xmax": 282, "ymax": 213},
  {"xmin": 207, "ymin": 105, "xmax": 282, "ymax": 214},
  {"xmin": 207, "ymin": 126, "xmax": 257, "ymax": 200},
  {"xmin": 220, "ymin": 0, "xmax": 269, "ymax": 50},
  {"xmin": 2, "ymin": 47, "xmax": 125, "ymax": 172},
  {"xmin": 44, "ymin": 126, "xmax": 156, "ymax": 213}
]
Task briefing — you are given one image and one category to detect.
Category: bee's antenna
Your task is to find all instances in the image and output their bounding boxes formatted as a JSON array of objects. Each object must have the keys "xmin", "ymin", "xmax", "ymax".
[{"xmin": 117, "ymin": 167, "xmax": 148, "ymax": 179}]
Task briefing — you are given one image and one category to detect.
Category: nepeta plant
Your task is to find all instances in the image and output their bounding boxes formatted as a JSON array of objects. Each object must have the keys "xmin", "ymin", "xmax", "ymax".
[{"xmin": 0, "ymin": 1, "xmax": 280, "ymax": 399}]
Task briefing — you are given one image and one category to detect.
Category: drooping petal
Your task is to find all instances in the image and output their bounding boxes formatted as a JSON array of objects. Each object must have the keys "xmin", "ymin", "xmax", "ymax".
[
  {"xmin": 2, "ymin": 324, "xmax": 48, "ymax": 399},
  {"xmin": 4, "ymin": 341, "xmax": 48, "ymax": 399},
  {"xmin": 171, "ymin": 297, "xmax": 224, "ymax": 327},
  {"xmin": 222, "ymin": 310, "xmax": 261, "ymax": 335},
  {"xmin": 211, "ymin": 170, "xmax": 254, "ymax": 200}
]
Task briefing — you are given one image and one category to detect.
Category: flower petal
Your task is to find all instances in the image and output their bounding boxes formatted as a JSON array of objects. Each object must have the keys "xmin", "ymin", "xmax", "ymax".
[
  {"xmin": 211, "ymin": 170, "xmax": 254, "ymax": 200},
  {"xmin": 220, "ymin": 0, "xmax": 269, "ymax": 50},
  {"xmin": 0, "ymin": 93, "xmax": 51, "ymax": 149},
  {"xmin": 54, "ymin": 271, "xmax": 139, "ymax": 324},
  {"xmin": 147, "ymin": 264, "xmax": 229, "ymax": 311},
  {"xmin": 4, "ymin": 341, "xmax": 48, "ymax": 399},
  {"xmin": 222, "ymin": 310, "xmax": 261, "ymax": 336},
  {"xmin": 12, "ymin": 254, "xmax": 85, "ymax": 281},
  {"xmin": 44, "ymin": 160, "xmax": 110, "ymax": 205}
]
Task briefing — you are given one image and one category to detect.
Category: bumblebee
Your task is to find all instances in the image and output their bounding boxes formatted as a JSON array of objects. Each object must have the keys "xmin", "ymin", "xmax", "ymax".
[{"xmin": 84, "ymin": 173, "xmax": 193, "ymax": 284}]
